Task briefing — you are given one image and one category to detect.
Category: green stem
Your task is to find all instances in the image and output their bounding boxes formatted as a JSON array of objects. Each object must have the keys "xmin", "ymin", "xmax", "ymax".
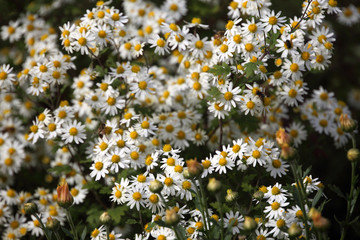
[
  {"xmin": 106, "ymin": 225, "xmax": 110, "ymax": 240},
  {"xmin": 173, "ymin": 226, "xmax": 184, "ymax": 240},
  {"xmin": 340, "ymin": 161, "xmax": 357, "ymax": 240},
  {"xmin": 191, "ymin": 179, "xmax": 208, "ymax": 233},
  {"xmin": 198, "ymin": 178, "xmax": 211, "ymax": 230},
  {"xmin": 216, "ymin": 194, "xmax": 224, "ymax": 240},
  {"xmin": 55, "ymin": 232, "xmax": 62, "ymax": 240},
  {"xmin": 290, "ymin": 162, "xmax": 311, "ymax": 240},
  {"xmin": 66, "ymin": 209, "xmax": 79, "ymax": 240},
  {"xmin": 33, "ymin": 214, "xmax": 51, "ymax": 240}
]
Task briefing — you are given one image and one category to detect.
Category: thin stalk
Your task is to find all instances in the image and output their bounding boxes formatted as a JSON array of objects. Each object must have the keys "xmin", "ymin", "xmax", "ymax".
[
  {"xmin": 198, "ymin": 178, "xmax": 210, "ymax": 230},
  {"xmin": 66, "ymin": 209, "xmax": 79, "ymax": 240},
  {"xmin": 215, "ymin": 194, "xmax": 224, "ymax": 240},
  {"xmin": 106, "ymin": 225, "xmax": 110, "ymax": 240},
  {"xmin": 290, "ymin": 162, "xmax": 311, "ymax": 240},
  {"xmin": 55, "ymin": 232, "xmax": 62, "ymax": 240},
  {"xmin": 139, "ymin": 211, "xmax": 144, "ymax": 230},
  {"xmin": 340, "ymin": 160, "xmax": 357, "ymax": 240},
  {"xmin": 191, "ymin": 179, "xmax": 208, "ymax": 232},
  {"xmin": 33, "ymin": 214, "xmax": 51, "ymax": 240},
  {"xmin": 173, "ymin": 226, "xmax": 184, "ymax": 240}
]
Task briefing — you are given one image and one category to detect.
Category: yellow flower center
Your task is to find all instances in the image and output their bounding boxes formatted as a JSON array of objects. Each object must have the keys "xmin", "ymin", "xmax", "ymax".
[
  {"xmin": 130, "ymin": 151, "xmax": 139, "ymax": 160},
  {"xmin": 149, "ymin": 194, "xmax": 159, "ymax": 203},
  {"xmin": 78, "ymin": 37, "xmax": 87, "ymax": 46},
  {"xmin": 252, "ymin": 150, "xmax": 261, "ymax": 159},
  {"xmin": 95, "ymin": 162, "xmax": 103, "ymax": 170},
  {"xmin": 138, "ymin": 81, "xmax": 147, "ymax": 90},
  {"xmin": 133, "ymin": 192, "xmax": 142, "ymax": 201},
  {"xmin": 157, "ymin": 39, "xmax": 165, "ymax": 47},
  {"xmin": 69, "ymin": 127, "xmax": 78, "ymax": 136},
  {"xmin": 268, "ymin": 16, "xmax": 278, "ymax": 25},
  {"xmin": 71, "ymin": 188, "xmax": 79, "ymax": 196},
  {"xmin": 290, "ymin": 63, "xmax": 299, "ymax": 72},
  {"xmin": 272, "ymin": 159, "xmax": 281, "ymax": 168},
  {"xmin": 246, "ymin": 100, "xmax": 255, "ymax": 109},
  {"xmin": 288, "ymin": 89, "xmax": 297, "ymax": 98},
  {"xmin": 182, "ymin": 180, "xmax": 191, "ymax": 189},
  {"xmin": 219, "ymin": 158, "xmax": 227, "ymax": 166},
  {"xmin": 271, "ymin": 201, "xmax": 280, "ymax": 210}
]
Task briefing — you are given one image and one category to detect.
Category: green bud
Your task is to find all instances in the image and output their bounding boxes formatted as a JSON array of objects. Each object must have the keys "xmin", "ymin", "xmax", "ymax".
[
  {"xmin": 149, "ymin": 180, "xmax": 164, "ymax": 193},
  {"xmin": 99, "ymin": 212, "xmax": 112, "ymax": 225},
  {"xmin": 24, "ymin": 203, "xmax": 38, "ymax": 215},
  {"xmin": 46, "ymin": 217, "xmax": 60, "ymax": 231}
]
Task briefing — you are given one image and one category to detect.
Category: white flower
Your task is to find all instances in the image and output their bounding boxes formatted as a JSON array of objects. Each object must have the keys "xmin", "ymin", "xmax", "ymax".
[
  {"xmin": 61, "ymin": 120, "xmax": 86, "ymax": 144},
  {"xmin": 90, "ymin": 158, "xmax": 110, "ymax": 181}
]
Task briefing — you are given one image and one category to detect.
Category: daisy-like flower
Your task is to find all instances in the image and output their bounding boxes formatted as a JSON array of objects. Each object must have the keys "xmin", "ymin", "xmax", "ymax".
[
  {"xmin": 264, "ymin": 200, "xmax": 289, "ymax": 219},
  {"xmin": 161, "ymin": 0, "xmax": 187, "ymax": 22},
  {"xmin": 244, "ymin": 137, "xmax": 269, "ymax": 167},
  {"xmin": 90, "ymin": 157, "xmax": 110, "ymax": 181},
  {"xmin": 265, "ymin": 158, "xmax": 289, "ymax": 178},
  {"xmin": 70, "ymin": 185, "xmax": 88, "ymax": 204},
  {"xmin": 208, "ymin": 101, "xmax": 229, "ymax": 119},
  {"xmin": 129, "ymin": 73, "xmax": 155, "ymax": 101},
  {"xmin": 71, "ymin": 30, "xmax": 96, "ymax": 55},
  {"xmin": 240, "ymin": 95, "xmax": 262, "ymax": 116},
  {"xmin": 110, "ymin": 178, "xmax": 129, "ymax": 204},
  {"xmin": 90, "ymin": 225, "xmax": 106, "ymax": 240},
  {"xmin": 337, "ymin": 4, "xmax": 360, "ymax": 26},
  {"xmin": 1, "ymin": 20, "xmax": 22, "ymax": 42},
  {"xmin": 100, "ymin": 93, "xmax": 126, "ymax": 116},
  {"xmin": 125, "ymin": 186, "xmax": 146, "ymax": 211},
  {"xmin": 28, "ymin": 119, "xmax": 46, "ymax": 144},
  {"xmin": 228, "ymin": 138, "xmax": 248, "ymax": 161},
  {"xmin": 282, "ymin": 57, "xmax": 305, "ymax": 81},
  {"xmin": 312, "ymin": 86, "xmax": 335, "ymax": 110},
  {"xmin": 27, "ymin": 215, "xmax": 43, "ymax": 237},
  {"xmin": 219, "ymin": 82, "xmax": 242, "ymax": 111},
  {"xmin": 224, "ymin": 211, "xmax": 244, "ymax": 235},
  {"xmin": 189, "ymin": 34, "xmax": 211, "ymax": 59},
  {"xmin": 264, "ymin": 183, "xmax": 288, "ymax": 203},
  {"xmin": 0, "ymin": 64, "xmax": 16, "ymax": 89},
  {"xmin": 106, "ymin": 148, "xmax": 130, "ymax": 173},
  {"xmin": 303, "ymin": 175, "xmax": 322, "ymax": 194},
  {"xmin": 279, "ymin": 84, "xmax": 305, "ymax": 107},
  {"xmin": 212, "ymin": 147, "xmax": 235, "ymax": 174},
  {"xmin": 310, "ymin": 112, "xmax": 335, "ymax": 135},
  {"xmin": 286, "ymin": 122, "xmax": 307, "ymax": 147},
  {"xmin": 61, "ymin": 120, "xmax": 86, "ymax": 144},
  {"xmin": 148, "ymin": 34, "xmax": 170, "ymax": 55},
  {"xmin": 260, "ymin": 10, "xmax": 286, "ymax": 33}
]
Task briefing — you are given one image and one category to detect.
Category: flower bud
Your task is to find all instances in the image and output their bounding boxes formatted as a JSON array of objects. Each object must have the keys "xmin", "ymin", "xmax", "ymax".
[
  {"xmin": 243, "ymin": 216, "xmax": 257, "ymax": 231},
  {"xmin": 288, "ymin": 223, "xmax": 302, "ymax": 238},
  {"xmin": 276, "ymin": 128, "xmax": 291, "ymax": 147},
  {"xmin": 281, "ymin": 146, "xmax": 296, "ymax": 160},
  {"xmin": 99, "ymin": 212, "xmax": 112, "ymax": 225},
  {"xmin": 313, "ymin": 215, "xmax": 330, "ymax": 230},
  {"xmin": 149, "ymin": 180, "xmax": 164, "ymax": 193},
  {"xmin": 165, "ymin": 208, "xmax": 180, "ymax": 225},
  {"xmin": 225, "ymin": 189, "xmax": 238, "ymax": 202},
  {"xmin": 46, "ymin": 217, "xmax": 60, "ymax": 231},
  {"xmin": 56, "ymin": 180, "xmax": 73, "ymax": 209},
  {"xmin": 340, "ymin": 114, "xmax": 357, "ymax": 132},
  {"xmin": 347, "ymin": 148, "xmax": 359, "ymax": 162},
  {"xmin": 186, "ymin": 159, "xmax": 203, "ymax": 178},
  {"xmin": 24, "ymin": 203, "xmax": 38, "ymax": 215},
  {"xmin": 207, "ymin": 178, "xmax": 221, "ymax": 192},
  {"xmin": 253, "ymin": 191, "xmax": 264, "ymax": 200},
  {"xmin": 182, "ymin": 168, "xmax": 191, "ymax": 179}
]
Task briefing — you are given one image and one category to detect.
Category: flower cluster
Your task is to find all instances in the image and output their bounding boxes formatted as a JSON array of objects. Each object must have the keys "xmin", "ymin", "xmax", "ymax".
[{"xmin": 0, "ymin": 0, "xmax": 358, "ymax": 239}]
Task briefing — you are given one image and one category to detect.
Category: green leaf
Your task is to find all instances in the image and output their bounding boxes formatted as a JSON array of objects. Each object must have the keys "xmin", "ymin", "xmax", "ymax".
[
  {"xmin": 208, "ymin": 63, "xmax": 231, "ymax": 76},
  {"xmin": 125, "ymin": 219, "xmax": 138, "ymax": 225},
  {"xmin": 206, "ymin": 86, "xmax": 222, "ymax": 101},
  {"xmin": 210, "ymin": 201, "xmax": 231, "ymax": 213},
  {"xmin": 86, "ymin": 208, "xmax": 103, "ymax": 226},
  {"xmin": 350, "ymin": 187, "xmax": 360, "ymax": 215},
  {"xmin": 47, "ymin": 165, "xmax": 72, "ymax": 175},
  {"xmin": 241, "ymin": 182, "xmax": 253, "ymax": 192},
  {"xmin": 80, "ymin": 226, "xmax": 87, "ymax": 240},
  {"xmin": 328, "ymin": 184, "xmax": 345, "ymax": 199},
  {"xmin": 83, "ymin": 181, "xmax": 102, "ymax": 191},
  {"xmin": 311, "ymin": 188, "xmax": 324, "ymax": 208},
  {"xmin": 100, "ymin": 47, "xmax": 109, "ymax": 55},
  {"xmin": 95, "ymin": 65, "xmax": 107, "ymax": 77},
  {"xmin": 99, "ymin": 186, "xmax": 112, "ymax": 195},
  {"xmin": 108, "ymin": 206, "xmax": 127, "ymax": 224},
  {"xmin": 243, "ymin": 61, "xmax": 262, "ymax": 78}
]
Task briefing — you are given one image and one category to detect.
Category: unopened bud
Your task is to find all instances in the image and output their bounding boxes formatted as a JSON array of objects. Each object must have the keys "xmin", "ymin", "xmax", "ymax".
[
  {"xmin": 165, "ymin": 208, "xmax": 180, "ymax": 225},
  {"xmin": 149, "ymin": 180, "xmax": 164, "ymax": 193},
  {"xmin": 183, "ymin": 168, "xmax": 191, "ymax": 179},
  {"xmin": 207, "ymin": 178, "xmax": 221, "ymax": 192},
  {"xmin": 56, "ymin": 180, "xmax": 74, "ymax": 209},
  {"xmin": 24, "ymin": 203, "xmax": 38, "ymax": 215},
  {"xmin": 347, "ymin": 148, "xmax": 359, "ymax": 162},
  {"xmin": 253, "ymin": 191, "xmax": 264, "ymax": 200},
  {"xmin": 281, "ymin": 146, "xmax": 296, "ymax": 160},
  {"xmin": 288, "ymin": 223, "xmax": 302, "ymax": 237},
  {"xmin": 243, "ymin": 216, "xmax": 257, "ymax": 231},
  {"xmin": 186, "ymin": 159, "xmax": 203, "ymax": 178},
  {"xmin": 340, "ymin": 114, "xmax": 357, "ymax": 132},
  {"xmin": 276, "ymin": 128, "xmax": 292, "ymax": 147},
  {"xmin": 313, "ymin": 215, "xmax": 330, "ymax": 230},
  {"xmin": 99, "ymin": 212, "xmax": 112, "ymax": 225},
  {"xmin": 225, "ymin": 189, "xmax": 238, "ymax": 202},
  {"xmin": 46, "ymin": 217, "xmax": 60, "ymax": 231}
]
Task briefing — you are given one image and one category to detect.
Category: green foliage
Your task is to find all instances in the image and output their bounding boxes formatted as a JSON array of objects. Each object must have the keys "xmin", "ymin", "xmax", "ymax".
[
  {"xmin": 108, "ymin": 206, "xmax": 127, "ymax": 224},
  {"xmin": 208, "ymin": 63, "xmax": 231, "ymax": 76}
]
